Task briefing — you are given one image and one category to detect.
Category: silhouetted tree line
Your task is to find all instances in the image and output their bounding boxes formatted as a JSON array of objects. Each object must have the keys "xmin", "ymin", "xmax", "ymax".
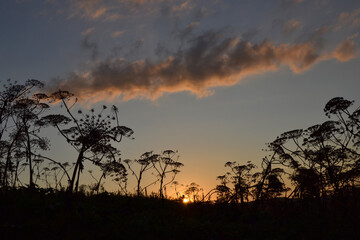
[
  {"xmin": 1, "ymin": 79, "xmax": 360, "ymax": 205},
  {"xmin": 212, "ymin": 97, "xmax": 360, "ymax": 204},
  {"xmin": 0, "ymin": 79, "xmax": 182, "ymax": 199}
]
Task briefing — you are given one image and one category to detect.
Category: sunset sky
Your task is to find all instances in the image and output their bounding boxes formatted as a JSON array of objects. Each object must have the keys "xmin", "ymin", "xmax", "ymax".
[{"xmin": 1, "ymin": 0, "xmax": 360, "ymax": 195}]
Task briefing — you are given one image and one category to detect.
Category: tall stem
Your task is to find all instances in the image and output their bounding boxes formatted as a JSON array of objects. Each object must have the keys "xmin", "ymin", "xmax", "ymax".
[{"xmin": 68, "ymin": 147, "xmax": 85, "ymax": 193}]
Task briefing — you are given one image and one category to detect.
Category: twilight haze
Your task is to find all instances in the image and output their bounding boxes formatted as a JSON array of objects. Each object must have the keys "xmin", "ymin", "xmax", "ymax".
[{"xmin": 1, "ymin": 0, "xmax": 360, "ymax": 194}]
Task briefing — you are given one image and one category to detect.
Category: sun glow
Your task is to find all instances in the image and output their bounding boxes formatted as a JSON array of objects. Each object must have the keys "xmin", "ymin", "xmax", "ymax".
[{"xmin": 183, "ymin": 198, "xmax": 190, "ymax": 204}]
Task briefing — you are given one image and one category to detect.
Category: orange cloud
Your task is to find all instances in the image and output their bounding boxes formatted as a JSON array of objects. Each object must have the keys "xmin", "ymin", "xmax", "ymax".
[
  {"xmin": 170, "ymin": 0, "xmax": 193, "ymax": 13},
  {"xmin": 68, "ymin": 0, "xmax": 109, "ymax": 20},
  {"xmin": 82, "ymin": 27, "xmax": 95, "ymax": 36},
  {"xmin": 49, "ymin": 32, "xmax": 357, "ymax": 103},
  {"xmin": 111, "ymin": 30, "xmax": 125, "ymax": 38},
  {"xmin": 283, "ymin": 19, "xmax": 301, "ymax": 33},
  {"xmin": 335, "ymin": 8, "xmax": 360, "ymax": 31},
  {"xmin": 332, "ymin": 37, "xmax": 357, "ymax": 62}
]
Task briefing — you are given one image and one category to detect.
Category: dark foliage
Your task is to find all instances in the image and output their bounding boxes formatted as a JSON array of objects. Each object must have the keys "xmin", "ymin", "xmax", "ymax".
[{"xmin": 0, "ymin": 189, "xmax": 359, "ymax": 239}]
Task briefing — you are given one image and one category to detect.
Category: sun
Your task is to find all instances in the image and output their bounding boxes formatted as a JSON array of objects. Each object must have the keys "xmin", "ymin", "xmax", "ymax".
[{"xmin": 183, "ymin": 198, "xmax": 190, "ymax": 204}]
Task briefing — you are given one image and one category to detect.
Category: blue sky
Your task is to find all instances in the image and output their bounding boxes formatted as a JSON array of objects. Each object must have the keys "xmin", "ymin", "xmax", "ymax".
[{"xmin": 1, "ymin": 0, "xmax": 360, "ymax": 194}]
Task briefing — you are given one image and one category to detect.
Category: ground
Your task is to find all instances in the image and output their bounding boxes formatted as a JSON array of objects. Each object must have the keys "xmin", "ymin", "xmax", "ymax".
[{"xmin": 0, "ymin": 189, "xmax": 359, "ymax": 239}]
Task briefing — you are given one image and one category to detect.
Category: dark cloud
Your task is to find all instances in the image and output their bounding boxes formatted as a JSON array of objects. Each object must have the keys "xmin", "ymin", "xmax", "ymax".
[
  {"xmin": 49, "ymin": 30, "xmax": 357, "ymax": 103},
  {"xmin": 81, "ymin": 35, "xmax": 98, "ymax": 60},
  {"xmin": 124, "ymin": 39, "xmax": 144, "ymax": 58},
  {"xmin": 155, "ymin": 42, "xmax": 171, "ymax": 58},
  {"xmin": 109, "ymin": 45, "xmax": 123, "ymax": 58},
  {"xmin": 176, "ymin": 22, "xmax": 200, "ymax": 41}
]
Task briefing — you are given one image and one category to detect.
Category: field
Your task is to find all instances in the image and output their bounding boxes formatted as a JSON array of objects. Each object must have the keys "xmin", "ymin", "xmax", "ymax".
[{"xmin": 1, "ymin": 189, "xmax": 359, "ymax": 240}]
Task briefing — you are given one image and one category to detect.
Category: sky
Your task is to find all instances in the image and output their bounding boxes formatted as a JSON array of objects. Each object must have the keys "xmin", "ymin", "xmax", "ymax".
[{"xmin": 1, "ymin": 0, "xmax": 360, "ymax": 195}]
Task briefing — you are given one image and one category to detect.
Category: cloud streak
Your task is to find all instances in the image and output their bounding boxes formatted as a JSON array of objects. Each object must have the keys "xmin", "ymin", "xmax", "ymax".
[
  {"xmin": 64, "ymin": 0, "xmax": 195, "ymax": 21},
  {"xmin": 332, "ymin": 35, "xmax": 358, "ymax": 62},
  {"xmin": 283, "ymin": 19, "xmax": 301, "ymax": 34},
  {"xmin": 49, "ymin": 30, "xmax": 358, "ymax": 103},
  {"xmin": 81, "ymin": 35, "xmax": 98, "ymax": 61},
  {"xmin": 335, "ymin": 8, "xmax": 360, "ymax": 31},
  {"xmin": 111, "ymin": 30, "xmax": 125, "ymax": 38}
]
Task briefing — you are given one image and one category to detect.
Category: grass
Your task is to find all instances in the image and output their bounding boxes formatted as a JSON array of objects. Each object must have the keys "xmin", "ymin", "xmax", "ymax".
[{"xmin": 0, "ymin": 189, "xmax": 359, "ymax": 239}]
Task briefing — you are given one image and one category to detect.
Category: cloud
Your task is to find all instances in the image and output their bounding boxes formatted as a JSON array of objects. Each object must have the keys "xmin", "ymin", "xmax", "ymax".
[
  {"xmin": 283, "ymin": 19, "xmax": 301, "ymax": 34},
  {"xmin": 124, "ymin": 39, "xmax": 145, "ymax": 58},
  {"xmin": 155, "ymin": 42, "xmax": 171, "ymax": 58},
  {"xmin": 176, "ymin": 21, "xmax": 200, "ymax": 40},
  {"xmin": 81, "ymin": 35, "xmax": 98, "ymax": 60},
  {"xmin": 294, "ymin": 26, "xmax": 330, "ymax": 50},
  {"xmin": 193, "ymin": 7, "xmax": 209, "ymax": 21},
  {"xmin": 332, "ymin": 35, "xmax": 357, "ymax": 62},
  {"xmin": 80, "ymin": 27, "xmax": 98, "ymax": 60},
  {"xmin": 68, "ymin": 0, "xmax": 109, "ymax": 20},
  {"xmin": 48, "ymin": 30, "xmax": 357, "ymax": 103},
  {"xmin": 111, "ymin": 30, "xmax": 125, "ymax": 38},
  {"xmin": 82, "ymin": 27, "xmax": 95, "ymax": 36},
  {"xmin": 335, "ymin": 8, "xmax": 360, "ymax": 31},
  {"xmin": 63, "ymin": 0, "xmax": 194, "ymax": 21},
  {"xmin": 170, "ymin": 0, "xmax": 192, "ymax": 12}
]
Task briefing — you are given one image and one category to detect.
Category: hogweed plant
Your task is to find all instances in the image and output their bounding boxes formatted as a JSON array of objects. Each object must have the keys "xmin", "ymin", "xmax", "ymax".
[{"xmin": 37, "ymin": 90, "xmax": 134, "ymax": 194}]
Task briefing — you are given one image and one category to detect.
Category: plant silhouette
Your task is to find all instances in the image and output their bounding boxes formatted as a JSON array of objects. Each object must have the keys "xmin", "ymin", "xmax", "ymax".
[
  {"xmin": 37, "ymin": 90, "xmax": 133, "ymax": 193},
  {"xmin": 1, "ymin": 81, "xmax": 360, "ymax": 239}
]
